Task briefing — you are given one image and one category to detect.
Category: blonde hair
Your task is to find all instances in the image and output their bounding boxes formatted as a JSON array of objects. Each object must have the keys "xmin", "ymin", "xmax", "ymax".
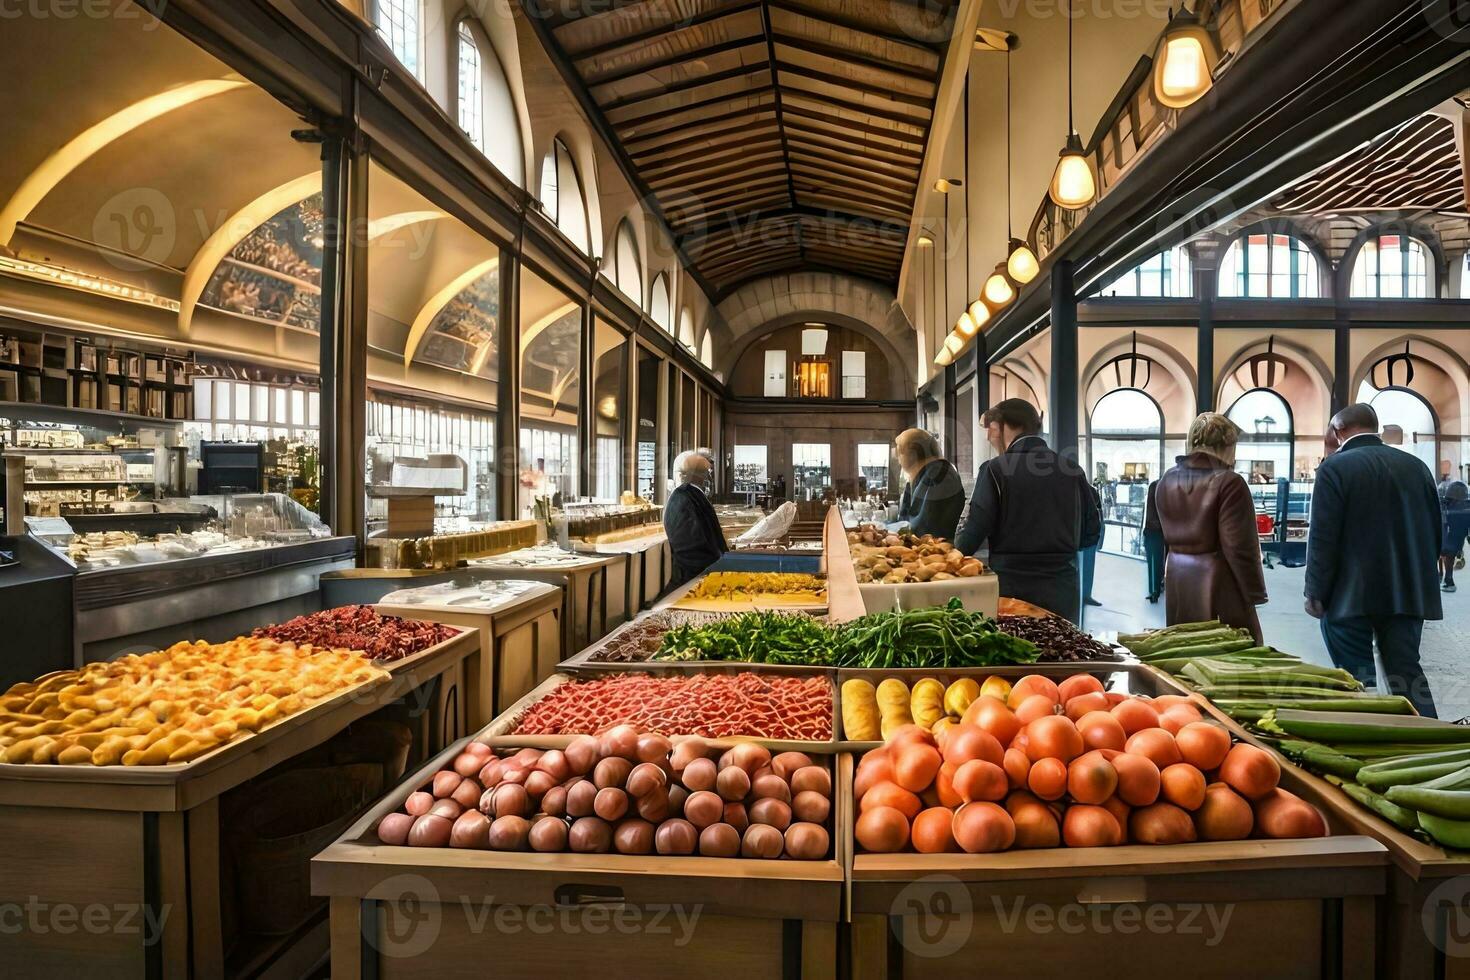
[{"xmin": 1187, "ymin": 412, "xmax": 1242, "ymax": 456}]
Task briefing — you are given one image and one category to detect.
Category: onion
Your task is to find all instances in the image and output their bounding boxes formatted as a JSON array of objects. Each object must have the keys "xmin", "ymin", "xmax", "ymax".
[
  {"xmin": 740, "ymin": 823, "xmax": 783, "ymax": 859},
  {"xmin": 698, "ymin": 823, "xmax": 740, "ymax": 858},
  {"xmin": 404, "ymin": 792, "xmax": 434, "ymax": 816},
  {"xmin": 450, "ymin": 811, "xmax": 490, "ymax": 849},
  {"xmin": 492, "ymin": 783, "xmax": 530, "ymax": 818},
  {"xmin": 669, "ymin": 738, "xmax": 711, "ymax": 773},
  {"xmin": 654, "ymin": 818, "xmax": 697, "ymax": 855},
  {"xmin": 568, "ymin": 816, "xmax": 612, "ymax": 853},
  {"xmin": 593, "ymin": 757, "xmax": 633, "ymax": 790},
  {"xmin": 541, "ymin": 784, "xmax": 569, "ymax": 817},
  {"xmin": 566, "ymin": 780, "xmax": 598, "ymax": 817},
  {"xmin": 626, "ymin": 763, "xmax": 667, "ymax": 799},
  {"xmin": 565, "ymin": 736, "xmax": 599, "ymax": 775},
  {"xmin": 376, "ymin": 812, "xmax": 414, "ymax": 845},
  {"xmin": 730, "ymin": 744, "xmax": 772, "ymax": 775},
  {"xmin": 635, "ymin": 733, "xmax": 673, "ymax": 764},
  {"xmin": 751, "ymin": 774, "xmax": 792, "ymax": 803},
  {"xmin": 453, "ymin": 753, "xmax": 484, "ymax": 778},
  {"xmin": 536, "ymin": 749, "xmax": 571, "ymax": 782},
  {"xmin": 681, "ymin": 758, "xmax": 717, "ymax": 793},
  {"xmin": 407, "ymin": 814, "xmax": 452, "ymax": 847},
  {"xmin": 614, "ymin": 818, "xmax": 656, "ymax": 854},
  {"xmin": 594, "ymin": 787, "xmax": 629, "ymax": 821},
  {"xmin": 529, "ymin": 816, "xmax": 569, "ymax": 852},
  {"xmin": 636, "ymin": 789, "xmax": 670, "ymax": 823},
  {"xmin": 428, "ymin": 798, "xmax": 463, "ymax": 820},
  {"xmin": 524, "ymin": 770, "xmax": 557, "ymax": 800},
  {"xmin": 463, "ymin": 741, "xmax": 494, "ymax": 759},
  {"xmin": 599, "ymin": 725, "xmax": 641, "ymax": 762},
  {"xmin": 431, "ymin": 771, "xmax": 463, "ymax": 799},
  {"xmin": 451, "ymin": 777, "xmax": 483, "ymax": 810},
  {"xmin": 487, "ymin": 814, "xmax": 532, "ymax": 851},
  {"xmin": 716, "ymin": 765, "xmax": 751, "ymax": 802},
  {"xmin": 477, "ymin": 759, "xmax": 504, "ymax": 787}
]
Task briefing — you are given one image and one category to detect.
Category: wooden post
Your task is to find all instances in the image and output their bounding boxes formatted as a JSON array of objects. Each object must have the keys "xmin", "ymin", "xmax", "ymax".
[
  {"xmin": 1193, "ymin": 242, "xmax": 1218, "ymax": 414},
  {"xmin": 3, "ymin": 454, "xmax": 23, "ymax": 534},
  {"xmin": 497, "ymin": 218, "xmax": 524, "ymax": 521}
]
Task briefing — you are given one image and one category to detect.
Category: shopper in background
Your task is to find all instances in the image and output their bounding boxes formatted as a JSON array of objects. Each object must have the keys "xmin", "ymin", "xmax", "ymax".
[
  {"xmin": 893, "ymin": 428, "xmax": 965, "ymax": 540},
  {"xmin": 1080, "ymin": 481, "xmax": 1103, "ymax": 611},
  {"xmin": 1440, "ymin": 481, "xmax": 1470, "ymax": 592},
  {"xmin": 954, "ymin": 399, "xmax": 1101, "ymax": 623},
  {"xmin": 1305, "ymin": 403, "xmax": 1441, "ymax": 717},
  {"xmin": 1154, "ymin": 413, "xmax": 1267, "ymax": 643},
  {"xmin": 663, "ymin": 450, "xmax": 728, "ymax": 593},
  {"xmin": 1143, "ymin": 479, "xmax": 1167, "ymax": 603}
]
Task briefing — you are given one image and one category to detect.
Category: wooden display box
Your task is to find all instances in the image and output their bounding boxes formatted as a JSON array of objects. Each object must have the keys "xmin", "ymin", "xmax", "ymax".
[
  {"xmin": 471, "ymin": 552, "xmax": 622, "ymax": 659},
  {"xmin": 846, "ymin": 750, "xmax": 1388, "ymax": 979},
  {"xmin": 375, "ymin": 583, "xmax": 563, "ymax": 731},
  {"xmin": 313, "ymin": 734, "xmax": 849, "ymax": 979},
  {"xmin": 0, "ymin": 628, "xmax": 478, "ymax": 978},
  {"xmin": 1145, "ymin": 664, "xmax": 1470, "ymax": 979}
]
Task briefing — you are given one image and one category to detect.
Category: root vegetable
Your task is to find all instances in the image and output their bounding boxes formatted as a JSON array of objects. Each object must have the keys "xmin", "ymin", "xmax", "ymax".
[
  {"xmin": 613, "ymin": 818, "xmax": 656, "ymax": 854},
  {"xmin": 741, "ymin": 823, "xmax": 785, "ymax": 858},
  {"xmin": 594, "ymin": 787, "xmax": 629, "ymax": 821},
  {"xmin": 655, "ymin": 818, "xmax": 698, "ymax": 855},
  {"xmin": 487, "ymin": 814, "xmax": 530, "ymax": 850},
  {"xmin": 568, "ymin": 816, "xmax": 613, "ymax": 853},
  {"xmin": 783, "ymin": 822, "xmax": 830, "ymax": 860},
  {"xmin": 698, "ymin": 822, "xmax": 741, "ymax": 857},
  {"xmin": 377, "ymin": 812, "xmax": 414, "ymax": 845},
  {"xmin": 528, "ymin": 816, "xmax": 569, "ymax": 852},
  {"xmin": 408, "ymin": 814, "xmax": 453, "ymax": 847},
  {"xmin": 749, "ymin": 798, "xmax": 792, "ymax": 831},
  {"xmin": 792, "ymin": 790, "xmax": 831, "ymax": 824}
]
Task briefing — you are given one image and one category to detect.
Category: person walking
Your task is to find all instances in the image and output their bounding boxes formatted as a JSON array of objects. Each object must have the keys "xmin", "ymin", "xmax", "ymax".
[
  {"xmin": 1305, "ymin": 403, "xmax": 1441, "ymax": 717},
  {"xmin": 1154, "ymin": 413, "xmax": 1268, "ymax": 643},
  {"xmin": 662, "ymin": 450, "xmax": 728, "ymax": 594},
  {"xmin": 954, "ymin": 399, "xmax": 1102, "ymax": 623},
  {"xmin": 893, "ymin": 428, "xmax": 966, "ymax": 540},
  {"xmin": 1440, "ymin": 481, "xmax": 1470, "ymax": 593},
  {"xmin": 1143, "ymin": 479, "xmax": 1167, "ymax": 603}
]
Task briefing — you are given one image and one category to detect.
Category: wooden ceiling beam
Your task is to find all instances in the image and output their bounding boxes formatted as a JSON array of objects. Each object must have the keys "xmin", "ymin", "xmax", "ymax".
[
  {"xmin": 775, "ymin": 60, "xmax": 935, "ymax": 108},
  {"xmin": 768, "ymin": 0, "xmax": 945, "ymax": 54},
  {"xmin": 648, "ymin": 154, "xmax": 788, "ymax": 194},
  {"xmin": 784, "ymin": 128, "xmax": 923, "ymax": 167},
  {"xmin": 640, "ymin": 134, "xmax": 784, "ymax": 179},
  {"xmin": 625, "ymin": 113, "xmax": 779, "ymax": 158},
  {"xmin": 599, "ymin": 62, "xmax": 768, "ymax": 113},
  {"xmin": 780, "ymin": 85, "xmax": 932, "ymax": 125},
  {"xmin": 560, "ymin": 0, "xmax": 763, "ymax": 61},
  {"xmin": 785, "ymin": 145, "xmax": 919, "ymax": 186},
  {"xmin": 769, "ymin": 31, "xmax": 938, "ymax": 81},
  {"xmin": 584, "ymin": 34, "xmax": 767, "ymax": 89},
  {"xmin": 779, "ymin": 102, "xmax": 927, "ymax": 143},
  {"xmin": 608, "ymin": 82, "xmax": 775, "ymax": 129}
]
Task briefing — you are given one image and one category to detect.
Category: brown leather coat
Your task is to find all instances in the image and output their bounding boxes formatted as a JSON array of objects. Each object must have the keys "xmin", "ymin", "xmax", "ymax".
[{"xmin": 1154, "ymin": 452, "xmax": 1267, "ymax": 643}]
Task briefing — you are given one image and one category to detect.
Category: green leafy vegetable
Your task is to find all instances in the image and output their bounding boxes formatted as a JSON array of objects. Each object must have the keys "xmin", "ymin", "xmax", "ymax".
[
  {"xmin": 654, "ymin": 611, "xmax": 833, "ymax": 665},
  {"xmin": 832, "ymin": 598, "xmax": 1039, "ymax": 669}
]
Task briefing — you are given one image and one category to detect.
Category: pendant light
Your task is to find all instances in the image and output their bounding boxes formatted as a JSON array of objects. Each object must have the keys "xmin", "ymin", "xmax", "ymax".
[
  {"xmin": 934, "ymin": 345, "xmax": 955, "ymax": 367},
  {"xmin": 957, "ymin": 309, "xmax": 980, "ymax": 338},
  {"xmin": 1049, "ymin": 0, "xmax": 1097, "ymax": 210},
  {"xmin": 1000, "ymin": 38, "xmax": 1040, "ymax": 285},
  {"xmin": 983, "ymin": 262, "xmax": 1015, "ymax": 308},
  {"xmin": 943, "ymin": 331, "xmax": 964, "ymax": 356},
  {"xmin": 1153, "ymin": 5, "xmax": 1219, "ymax": 109},
  {"xmin": 967, "ymin": 298, "xmax": 991, "ymax": 331}
]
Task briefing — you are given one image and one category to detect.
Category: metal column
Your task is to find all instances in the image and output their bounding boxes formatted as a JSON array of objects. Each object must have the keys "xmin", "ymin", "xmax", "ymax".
[
  {"xmin": 1049, "ymin": 258, "xmax": 1079, "ymax": 460},
  {"xmin": 1195, "ymin": 263, "xmax": 1218, "ymax": 414},
  {"xmin": 496, "ymin": 215, "xmax": 525, "ymax": 520}
]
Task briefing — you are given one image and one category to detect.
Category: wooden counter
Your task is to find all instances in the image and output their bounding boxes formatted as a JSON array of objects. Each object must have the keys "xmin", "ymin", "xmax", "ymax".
[
  {"xmin": 376, "ymin": 582, "xmax": 563, "ymax": 730},
  {"xmin": 0, "ymin": 629, "xmax": 478, "ymax": 978}
]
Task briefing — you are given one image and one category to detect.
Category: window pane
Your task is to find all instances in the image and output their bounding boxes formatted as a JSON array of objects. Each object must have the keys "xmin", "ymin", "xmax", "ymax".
[
  {"xmin": 457, "ymin": 23, "xmax": 484, "ymax": 150},
  {"xmin": 308, "ymin": 391, "xmax": 320, "ymax": 428},
  {"xmin": 763, "ymin": 350, "xmax": 786, "ymax": 397},
  {"xmin": 841, "ymin": 350, "xmax": 866, "ymax": 399},
  {"xmin": 733, "ymin": 445, "xmax": 768, "ymax": 493},
  {"xmin": 235, "ymin": 383, "xmax": 251, "ymax": 421},
  {"xmin": 374, "ymin": 0, "xmax": 419, "ymax": 79},
  {"xmin": 857, "ymin": 442, "xmax": 889, "ymax": 493},
  {"xmin": 194, "ymin": 378, "xmax": 212, "ymax": 420}
]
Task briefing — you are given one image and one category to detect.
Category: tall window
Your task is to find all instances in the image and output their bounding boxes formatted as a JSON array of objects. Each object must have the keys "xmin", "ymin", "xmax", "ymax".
[
  {"xmin": 1100, "ymin": 246, "xmax": 1192, "ymax": 298},
  {"xmin": 733, "ymin": 445, "xmax": 768, "ymax": 493},
  {"xmin": 699, "ymin": 332, "xmax": 713, "ymax": 368},
  {"xmin": 457, "ymin": 24, "xmax": 484, "ymax": 150},
  {"xmin": 650, "ymin": 274, "xmax": 672, "ymax": 332},
  {"xmin": 857, "ymin": 443, "xmax": 890, "ymax": 493},
  {"xmin": 189, "ymin": 378, "xmax": 319, "ymax": 445},
  {"xmin": 374, "ymin": 0, "xmax": 420, "ymax": 80},
  {"xmin": 1351, "ymin": 234, "xmax": 1430, "ymax": 298},
  {"xmin": 763, "ymin": 350, "xmax": 786, "ymax": 397},
  {"xmin": 678, "ymin": 309, "xmax": 695, "ymax": 350},
  {"xmin": 1218, "ymin": 234, "xmax": 1322, "ymax": 298},
  {"xmin": 841, "ymin": 350, "xmax": 866, "ymax": 399},
  {"xmin": 539, "ymin": 139, "xmax": 589, "ymax": 253},
  {"xmin": 613, "ymin": 222, "xmax": 643, "ymax": 307}
]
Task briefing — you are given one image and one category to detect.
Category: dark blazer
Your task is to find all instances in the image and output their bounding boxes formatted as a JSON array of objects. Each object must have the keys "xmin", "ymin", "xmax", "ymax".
[
  {"xmin": 1306, "ymin": 434, "xmax": 1443, "ymax": 621},
  {"xmin": 896, "ymin": 458, "xmax": 966, "ymax": 540},
  {"xmin": 954, "ymin": 436, "xmax": 1102, "ymax": 622},
  {"xmin": 664, "ymin": 483, "xmax": 728, "ymax": 590},
  {"xmin": 1155, "ymin": 453, "xmax": 1266, "ymax": 642}
]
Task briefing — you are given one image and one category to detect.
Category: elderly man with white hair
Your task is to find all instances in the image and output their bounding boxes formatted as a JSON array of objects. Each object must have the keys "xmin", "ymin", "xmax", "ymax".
[
  {"xmin": 893, "ymin": 427, "xmax": 966, "ymax": 540},
  {"xmin": 662, "ymin": 449, "xmax": 729, "ymax": 592}
]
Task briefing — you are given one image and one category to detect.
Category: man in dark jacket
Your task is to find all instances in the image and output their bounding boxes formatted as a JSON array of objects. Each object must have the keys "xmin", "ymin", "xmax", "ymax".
[
  {"xmin": 954, "ymin": 399, "xmax": 1102, "ymax": 623},
  {"xmin": 663, "ymin": 450, "xmax": 728, "ymax": 592},
  {"xmin": 1305, "ymin": 403, "xmax": 1442, "ymax": 717},
  {"xmin": 894, "ymin": 428, "xmax": 966, "ymax": 540}
]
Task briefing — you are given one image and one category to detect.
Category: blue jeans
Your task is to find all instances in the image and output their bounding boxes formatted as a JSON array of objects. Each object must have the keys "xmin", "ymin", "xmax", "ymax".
[{"xmin": 1319, "ymin": 615, "xmax": 1437, "ymax": 718}]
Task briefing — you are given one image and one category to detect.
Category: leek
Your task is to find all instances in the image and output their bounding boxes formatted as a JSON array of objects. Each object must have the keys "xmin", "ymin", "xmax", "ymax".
[
  {"xmin": 1385, "ymin": 785, "xmax": 1470, "ymax": 820},
  {"xmin": 1264, "ymin": 710, "xmax": 1470, "ymax": 744},
  {"xmin": 1269, "ymin": 739, "xmax": 1365, "ymax": 779},
  {"xmin": 1326, "ymin": 777, "xmax": 1421, "ymax": 831}
]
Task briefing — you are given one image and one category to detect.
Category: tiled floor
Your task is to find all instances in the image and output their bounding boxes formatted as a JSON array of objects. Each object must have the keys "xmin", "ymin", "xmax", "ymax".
[{"xmin": 1080, "ymin": 553, "xmax": 1470, "ymax": 721}]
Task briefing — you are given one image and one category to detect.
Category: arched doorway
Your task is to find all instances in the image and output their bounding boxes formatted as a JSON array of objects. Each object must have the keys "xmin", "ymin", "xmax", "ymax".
[
  {"xmin": 1087, "ymin": 388, "xmax": 1163, "ymax": 558},
  {"xmin": 1226, "ymin": 388, "xmax": 1294, "ymax": 484}
]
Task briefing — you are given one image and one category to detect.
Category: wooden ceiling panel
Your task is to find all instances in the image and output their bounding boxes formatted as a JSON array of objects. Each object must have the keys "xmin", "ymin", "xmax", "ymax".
[{"xmin": 535, "ymin": 0, "xmax": 958, "ymax": 292}]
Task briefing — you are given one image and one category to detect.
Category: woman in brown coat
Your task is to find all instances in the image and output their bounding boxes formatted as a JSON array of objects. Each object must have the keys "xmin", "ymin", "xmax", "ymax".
[{"xmin": 1154, "ymin": 412, "xmax": 1268, "ymax": 642}]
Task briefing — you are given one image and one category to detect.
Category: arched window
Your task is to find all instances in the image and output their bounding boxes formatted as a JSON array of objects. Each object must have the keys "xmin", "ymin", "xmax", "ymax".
[
  {"xmin": 1100, "ymin": 245, "xmax": 1193, "ymax": 298},
  {"xmin": 456, "ymin": 23, "xmax": 483, "ymax": 151},
  {"xmin": 678, "ymin": 308, "xmax": 695, "ymax": 350},
  {"xmin": 1358, "ymin": 382, "xmax": 1438, "ymax": 473},
  {"xmin": 699, "ymin": 331, "xmax": 713, "ymax": 368},
  {"xmin": 373, "ymin": 0, "xmax": 421, "ymax": 80},
  {"xmin": 613, "ymin": 221, "xmax": 643, "ymax": 307},
  {"xmin": 1226, "ymin": 388, "xmax": 1294, "ymax": 483},
  {"xmin": 1218, "ymin": 233, "xmax": 1322, "ymax": 298},
  {"xmin": 650, "ymin": 274, "xmax": 672, "ymax": 332},
  {"xmin": 539, "ymin": 138, "xmax": 589, "ymax": 253},
  {"xmin": 1087, "ymin": 388, "xmax": 1163, "ymax": 558},
  {"xmin": 1351, "ymin": 234, "xmax": 1431, "ymax": 298}
]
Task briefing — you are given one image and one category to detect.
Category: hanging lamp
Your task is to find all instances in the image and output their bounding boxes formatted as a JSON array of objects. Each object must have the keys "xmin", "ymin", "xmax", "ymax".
[
  {"xmin": 1000, "ymin": 37, "xmax": 1040, "ymax": 285},
  {"xmin": 1049, "ymin": 0, "xmax": 1097, "ymax": 210},
  {"xmin": 1153, "ymin": 4, "xmax": 1219, "ymax": 109},
  {"xmin": 967, "ymin": 298, "xmax": 991, "ymax": 331},
  {"xmin": 934, "ymin": 345, "xmax": 955, "ymax": 367},
  {"xmin": 984, "ymin": 261, "xmax": 1016, "ymax": 308},
  {"xmin": 957, "ymin": 310, "xmax": 980, "ymax": 339},
  {"xmin": 943, "ymin": 331, "xmax": 964, "ymax": 356}
]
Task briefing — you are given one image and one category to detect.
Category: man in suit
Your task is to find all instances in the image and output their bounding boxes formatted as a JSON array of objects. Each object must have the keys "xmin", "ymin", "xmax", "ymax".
[
  {"xmin": 893, "ymin": 428, "xmax": 966, "ymax": 540},
  {"xmin": 663, "ymin": 450, "xmax": 728, "ymax": 592},
  {"xmin": 1305, "ymin": 403, "xmax": 1441, "ymax": 717},
  {"xmin": 954, "ymin": 399, "xmax": 1102, "ymax": 623}
]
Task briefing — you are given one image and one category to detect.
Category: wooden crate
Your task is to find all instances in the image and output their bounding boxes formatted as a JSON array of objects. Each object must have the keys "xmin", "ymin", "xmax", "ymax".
[
  {"xmin": 846, "ymin": 747, "xmax": 1388, "ymax": 980},
  {"xmin": 1143, "ymin": 663, "xmax": 1470, "ymax": 979},
  {"xmin": 313, "ymin": 734, "xmax": 848, "ymax": 979},
  {"xmin": 376, "ymin": 584, "xmax": 563, "ymax": 731},
  {"xmin": 470, "ymin": 553, "xmax": 622, "ymax": 659},
  {"xmin": 0, "ymin": 628, "xmax": 478, "ymax": 978}
]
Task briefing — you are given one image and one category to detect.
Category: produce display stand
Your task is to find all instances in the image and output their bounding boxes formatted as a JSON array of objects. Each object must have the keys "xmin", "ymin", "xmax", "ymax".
[
  {"xmin": 856, "ymin": 573, "xmax": 1000, "ymax": 616},
  {"xmin": 572, "ymin": 530, "xmax": 668, "ymax": 624},
  {"xmin": 312, "ymin": 732, "xmax": 849, "ymax": 980},
  {"xmin": 0, "ymin": 627, "xmax": 478, "ymax": 979},
  {"xmin": 1145, "ymin": 664, "xmax": 1470, "ymax": 979},
  {"xmin": 375, "ymin": 582, "xmax": 563, "ymax": 730},
  {"xmin": 469, "ymin": 551, "xmax": 622, "ymax": 661},
  {"xmin": 840, "ymin": 659, "xmax": 1390, "ymax": 979}
]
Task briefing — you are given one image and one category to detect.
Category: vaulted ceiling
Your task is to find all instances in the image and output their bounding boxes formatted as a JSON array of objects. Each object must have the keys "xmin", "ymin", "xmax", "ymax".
[{"xmin": 533, "ymin": 0, "xmax": 960, "ymax": 295}]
